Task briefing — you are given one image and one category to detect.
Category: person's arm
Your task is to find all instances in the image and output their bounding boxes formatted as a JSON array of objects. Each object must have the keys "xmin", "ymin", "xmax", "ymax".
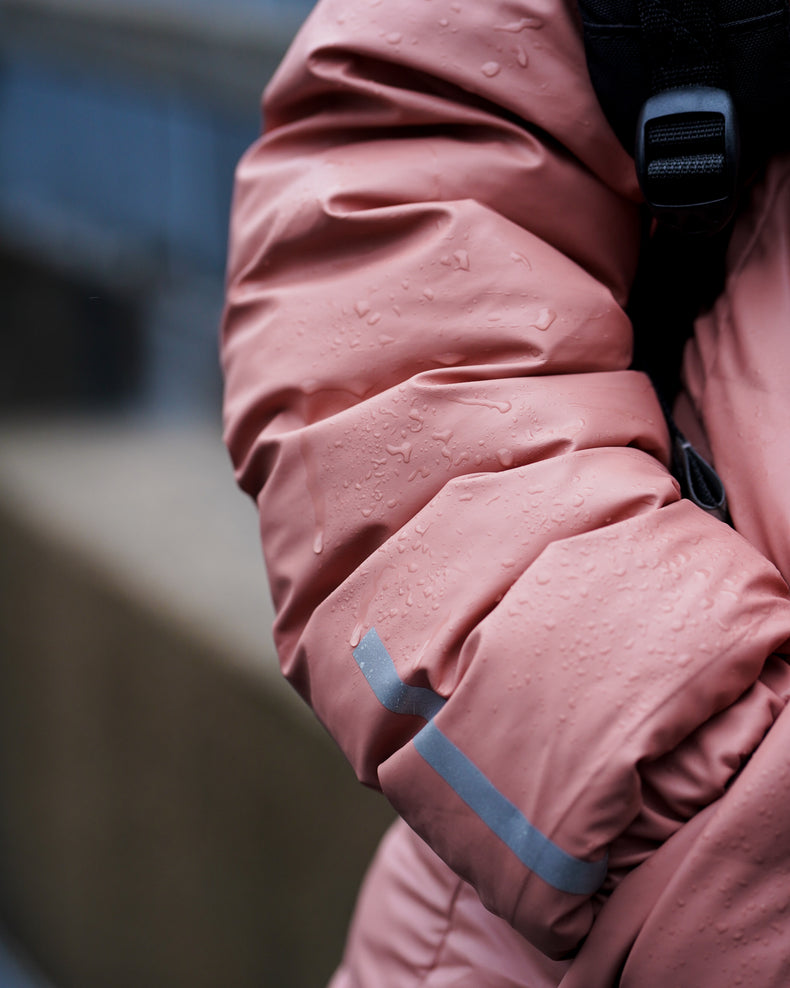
[{"xmin": 222, "ymin": 0, "xmax": 790, "ymax": 957}]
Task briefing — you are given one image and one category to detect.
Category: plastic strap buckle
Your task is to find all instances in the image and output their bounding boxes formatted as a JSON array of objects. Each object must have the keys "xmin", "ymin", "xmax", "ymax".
[{"xmin": 635, "ymin": 86, "xmax": 740, "ymax": 235}]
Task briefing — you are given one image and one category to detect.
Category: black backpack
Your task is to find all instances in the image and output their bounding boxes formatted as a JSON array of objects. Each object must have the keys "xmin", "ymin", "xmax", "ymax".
[
  {"xmin": 575, "ymin": 0, "xmax": 790, "ymax": 519},
  {"xmin": 578, "ymin": 0, "xmax": 790, "ymax": 234}
]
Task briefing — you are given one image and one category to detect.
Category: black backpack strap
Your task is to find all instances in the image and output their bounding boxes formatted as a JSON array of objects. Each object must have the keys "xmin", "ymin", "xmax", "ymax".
[
  {"xmin": 577, "ymin": 0, "xmax": 790, "ymax": 210},
  {"xmin": 652, "ymin": 383, "xmax": 730, "ymax": 523},
  {"xmin": 634, "ymin": 0, "xmax": 740, "ymax": 234},
  {"xmin": 672, "ymin": 433, "xmax": 729, "ymax": 522},
  {"xmin": 636, "ymin": 0, "xmax": 723, "ymax": 91},
  {"xmin": 574, "ymin": 0, "xmax": 790, "ymax": 519},
  {"xmin": 627, "ymin": 218, "xmax": 732, "ymax": 523}
]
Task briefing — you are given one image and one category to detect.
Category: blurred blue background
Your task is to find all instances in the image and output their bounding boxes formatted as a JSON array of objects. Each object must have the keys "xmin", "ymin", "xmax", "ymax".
[
  {"xmin": 0, "ymin": 0, "xmax": 313, "ymax": 416},
  {"xmin": 0, "ymin": 3, "xmax": 394, "ymax": 986}
]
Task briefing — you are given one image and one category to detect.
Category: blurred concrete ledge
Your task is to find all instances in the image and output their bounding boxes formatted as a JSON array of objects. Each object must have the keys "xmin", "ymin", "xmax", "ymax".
[
  {"xmin": 0, "ymin": 416, "xmax": 393, "ymax": 988},
  {"xmin": 0, "ymin": 417, "xmax": 284, "ymax": 685}
]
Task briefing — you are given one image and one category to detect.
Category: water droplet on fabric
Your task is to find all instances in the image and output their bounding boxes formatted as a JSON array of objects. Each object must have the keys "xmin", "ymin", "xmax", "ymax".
[
  {"xmin": 450, "ymin": 395, "xmax": 512, "ymax": 414},
  {"xmin": 408, "ymin": 409, "xmax": 424, "ymax": 431},
  {"xmin": 481, "ymin": 61, "xmax": 501, "ymax": 78},
  {"xmin": 495, "ymin": 16, "xmax": 544, "ymax": 32},
  {"xmin": 408, "ymin": 466, "xmax": 431, "ymax": 482},
  {"xmin": 532, "ymin": 307, "xmax": 556, "ymax": 331},
  {"xmin": 386, "ymin": 441, "xmax": 413, "ymax": 462},
  {"xmin": 434, "ymin": 352, "xmax": 465, "ymax": 366}
]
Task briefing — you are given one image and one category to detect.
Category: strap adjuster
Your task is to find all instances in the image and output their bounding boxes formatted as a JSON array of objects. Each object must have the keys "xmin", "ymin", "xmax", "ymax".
[{"xmin": 635, "ymin": 86, "xmax": 740, "ymax": 235}]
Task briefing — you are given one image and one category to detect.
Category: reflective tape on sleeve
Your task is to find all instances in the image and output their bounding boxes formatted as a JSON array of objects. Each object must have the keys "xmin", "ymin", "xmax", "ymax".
[
  {"xmin": 353, "ymin": 627, "xmax": 447, "ymax": 719},
  {"xmin": 352, "ymin": 627, "xmax": 607, "ymax": 896},
  {"xmin": 413, "ymin": 720, "xmax": 608, "ymax": 895}
]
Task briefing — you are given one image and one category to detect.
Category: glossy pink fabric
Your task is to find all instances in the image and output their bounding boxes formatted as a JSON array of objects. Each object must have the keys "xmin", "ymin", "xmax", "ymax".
[
  {"xmin": 327, "ymin": 818, "xmax": 571, "ymax": 988},
  {"xmin": 222, "ymin": 0, "xmax": 790, "ymax": 982}
]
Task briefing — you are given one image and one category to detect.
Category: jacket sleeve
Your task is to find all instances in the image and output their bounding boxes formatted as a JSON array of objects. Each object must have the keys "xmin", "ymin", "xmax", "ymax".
[{"xmin": 221, "ymin": 0, "xmax": 790, "ymax": 958}]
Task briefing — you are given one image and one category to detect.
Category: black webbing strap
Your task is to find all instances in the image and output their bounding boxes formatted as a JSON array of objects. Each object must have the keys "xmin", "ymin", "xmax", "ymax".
[
  {"xmin": 634, "ymin": 0, "xmax": 740, "ymax": 234},
  {"xmin": 636, "ymin": 0, "xmax": 723, "ymax": 92},
  {"xmin": 654, "ymin": 384, "xmax": 730, "ymax": 523},
  {"xmin": 627, "ymin": 219, "xmax": 732, "ymax": 523}
]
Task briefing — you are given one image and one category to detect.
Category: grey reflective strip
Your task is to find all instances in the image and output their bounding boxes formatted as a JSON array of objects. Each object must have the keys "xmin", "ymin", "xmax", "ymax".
[
  {"xmin": 353, "ymin": 628, "xmax": 447, "ymax": 720},
  {"xmin": 414, "ymin": 721, "xmax": 608, "ymax": 896},
  {"xmin": 352, "ymin": 627, "xmax": 607, "ymax": 897}
]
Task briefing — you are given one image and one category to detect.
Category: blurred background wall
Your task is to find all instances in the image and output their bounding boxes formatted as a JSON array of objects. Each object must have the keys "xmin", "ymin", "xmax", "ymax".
[{"xmin": 0, "ymin": 2, "xmax": 394, "ymax": 985}]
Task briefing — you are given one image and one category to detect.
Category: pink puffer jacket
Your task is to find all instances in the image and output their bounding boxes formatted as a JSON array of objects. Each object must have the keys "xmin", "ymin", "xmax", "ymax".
[{"xmin": 221, "ymin": 0, "xmax": 790, "ymax": 983}]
